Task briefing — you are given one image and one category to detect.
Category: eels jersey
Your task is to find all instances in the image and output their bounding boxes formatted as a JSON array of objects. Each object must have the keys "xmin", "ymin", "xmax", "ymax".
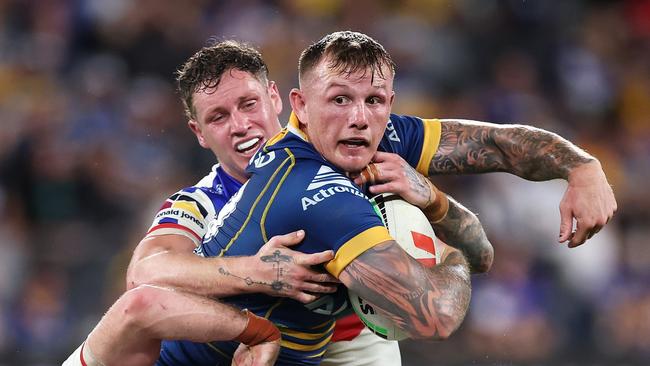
[{"xmin": 170, "ymin": 113, "xmax": 442, "ymax": 366}]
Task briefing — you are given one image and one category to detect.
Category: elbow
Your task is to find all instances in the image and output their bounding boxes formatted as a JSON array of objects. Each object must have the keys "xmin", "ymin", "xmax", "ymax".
[
  {"xmin": 472, "ymin": 244, "xmax": 494, "ymax": 274},
  {"xmin": 409, "ymin": 311, "xmax": 466, "ymax": 341},
  {"xmin": 126, "ymin": 260, "xmax": 160, "ymax": 290}
]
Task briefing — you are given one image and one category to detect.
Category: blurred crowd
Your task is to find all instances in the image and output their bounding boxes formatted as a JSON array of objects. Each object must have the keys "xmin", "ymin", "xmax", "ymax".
[{"xmin": 0, "ymin": 0, "xmax": 648, "ymax": 364}]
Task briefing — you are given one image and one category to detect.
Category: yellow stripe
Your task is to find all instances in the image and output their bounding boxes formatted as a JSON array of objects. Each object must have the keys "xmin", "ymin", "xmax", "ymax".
[
  {"xmin": 416, "ymin": 118, "xmax": 441, "ymax": 176},
  {"xmin": 261, "ymin": 148, "xmax": 295, "ymax": 242},
  {"xmin": 310, "ymin": 319, "xmax": 334, "ymax": 330},
  {"xmin": 206, "ymin": 342, "xmax": 232, "ymax": 360},
  {"xmin": 325, "ymin": 226, "xmax": 392, "ymax": 278},
  {"xmin": 307, "ymin": 349, "xmax": 327, "ymax": 358},
  {"xmin": 288, "ymin": 111, "xmax": 309, "ymax": 140},
  {"xmin": 279, "ymin": 322, "xmax": 335, "ymax": 340},
  {"xmin": 171, "ymin": 201, "xmax": 201, "ymax": 218},
  {"xmin": 280, "ymin": 332, "xmax": 333, "ymax": 351},
  {"xmin": 289, "ymin": 111, "xmax": 300, "ymax": 128},
  {"xmin": 264, "ymin": 298, "xmax": 284, "ymax": 319},
  {"xmin": 265, "ymin": 128, "xmax": 289, "ymax": 150},
  {"xmin": 218, "ymin": 155, "xmax": 293, "ymax": 257}
]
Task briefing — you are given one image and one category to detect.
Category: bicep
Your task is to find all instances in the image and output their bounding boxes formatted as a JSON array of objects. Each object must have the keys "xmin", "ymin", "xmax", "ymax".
[
  {"xmin": 131, "ymin": 234, "xmax": 197, "ymax": 263},
  {"xmin": 430, "ymin": 119, "xmax": 508, "ymax": 176}
]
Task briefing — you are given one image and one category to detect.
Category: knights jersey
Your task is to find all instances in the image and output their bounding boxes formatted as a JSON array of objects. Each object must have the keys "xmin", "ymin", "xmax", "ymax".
[{"xmin": 160, "ymin": 113, "xmax": 441, "ymax": 366}]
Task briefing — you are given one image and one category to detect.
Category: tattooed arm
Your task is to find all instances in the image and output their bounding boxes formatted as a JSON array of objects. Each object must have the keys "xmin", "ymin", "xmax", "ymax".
[
  {"xmin": 339, "ymin": 241, "xmax": 471, "ymax": 340},
  {"xmin": 429, "ymin": 195, "xmax": 493, "ymax": 273},
  {"xmin": 127, "ymin": 231, "xmax": 337, "ymax": 303},
  {"xmin": 430, "ymin": 119, "xmax": 617, "ymax": 247},
  {"xmin": 354, "ymin": 151, "xmax": 493, "ymax": 273}
]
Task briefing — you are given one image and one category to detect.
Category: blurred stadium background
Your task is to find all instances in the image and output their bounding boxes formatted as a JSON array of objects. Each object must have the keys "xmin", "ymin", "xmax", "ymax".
[{"xmin": 1, "ymin": 0, "xmax": 649, "ymax": 364}]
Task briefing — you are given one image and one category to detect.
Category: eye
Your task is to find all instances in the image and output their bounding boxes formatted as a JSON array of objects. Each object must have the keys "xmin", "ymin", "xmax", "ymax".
[
  {"xmin": 334, "ymin": 96, "xmax": 349, "ymax": 105},
  {"xmin": 242, "ymin": 99, "xmax": 257, "ymax": 111},
  {"xmin": 211, "ymin": 114, "xmax": 225, "ymax": 123},
  {"xmin": 367, "ymin": 96, "xmax": 383, "ymax": 105}
]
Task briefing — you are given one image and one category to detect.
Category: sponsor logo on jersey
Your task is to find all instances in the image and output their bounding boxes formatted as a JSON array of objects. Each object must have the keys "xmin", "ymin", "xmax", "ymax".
[
  {"xmin": 301, "ymin": 166, "xmax": 367, "ymax": 210},
  {"xmin": 386, "ymin": 120, "xmax": 400, "ymax": 142},
  {"xmin": 154, "ymin": 208, "xmax": 204, "ymax": 229}
]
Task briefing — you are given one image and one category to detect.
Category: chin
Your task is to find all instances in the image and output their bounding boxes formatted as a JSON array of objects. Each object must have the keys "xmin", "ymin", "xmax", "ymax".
[{"xmin": 335, "ymin": 160, "xmax": 369, "ymax": 174}]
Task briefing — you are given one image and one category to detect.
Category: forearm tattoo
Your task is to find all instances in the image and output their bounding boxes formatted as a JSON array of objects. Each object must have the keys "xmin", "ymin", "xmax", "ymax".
[
  {"xmin": 217, "ymin": 250, "xmax": 293, "ymax": 292},
  {"xmin": 342, "ymin": 242, "xmax": 471, "ymax": 339},
  {"xmin": 431, "ymin": 196, "xmax": 493, "ymax": 274},
  {"xmin": 429, "ymin": 120, "xmax": 594, "ymax": 180}
]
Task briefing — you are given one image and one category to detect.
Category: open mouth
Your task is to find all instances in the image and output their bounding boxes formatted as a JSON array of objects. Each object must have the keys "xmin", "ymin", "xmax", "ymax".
[
  {"xmin": 340, "ymin": 138, "xmax": 369, "ymax": 148},
  {"xmin": 236, "ymin": 137, "xmax": 262, "ymax": 153}
]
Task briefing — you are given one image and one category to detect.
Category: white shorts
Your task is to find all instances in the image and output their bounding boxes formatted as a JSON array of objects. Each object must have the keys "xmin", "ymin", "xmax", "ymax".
[
  {"xmin": 62, "ymin": 341, "xmax": 104, "ymax": 366},
  {"xmin": 321, "ymin": 327, "xmax": 401, "ymax": 366}
]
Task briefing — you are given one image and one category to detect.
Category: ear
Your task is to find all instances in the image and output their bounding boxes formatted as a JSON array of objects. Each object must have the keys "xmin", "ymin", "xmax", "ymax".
[
  {"xmin": 389, "ymin": 90, "xmax": 395, "ymax": 108},
  {"xmin": 289, "ymin": 88, "xmax": 307, "ymax": 126},
  {"xmin": 188, "ymin": 120, "xmax": 208, "ymax": 148},
  {"xmin": 267, "ymin": 81, "xmax": 283, "ymax": 116}
]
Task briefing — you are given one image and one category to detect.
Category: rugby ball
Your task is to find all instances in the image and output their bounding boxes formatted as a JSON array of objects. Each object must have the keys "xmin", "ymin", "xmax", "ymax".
[{"xmin": 348, "ymin": 193, "xmax": 441, "ymax": 341}]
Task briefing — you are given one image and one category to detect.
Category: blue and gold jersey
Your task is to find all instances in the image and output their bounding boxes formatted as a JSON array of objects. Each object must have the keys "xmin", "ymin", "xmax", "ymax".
[{"xmin": 157, "ymin": 113, "xmax": 442, "ymax": 365}]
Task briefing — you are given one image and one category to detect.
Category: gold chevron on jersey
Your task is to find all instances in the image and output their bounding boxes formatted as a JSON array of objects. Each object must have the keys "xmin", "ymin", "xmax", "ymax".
[
  {"xmin": 307, "ymin": 165, "xmax": 357, "ymax": 190},
  {"xmin": 146, "ymin": 188, "xmax": 215, "ymax": 245},
  {"xmin": 171, "ymin": 200, "xmax": 202, "ymax": 218}
]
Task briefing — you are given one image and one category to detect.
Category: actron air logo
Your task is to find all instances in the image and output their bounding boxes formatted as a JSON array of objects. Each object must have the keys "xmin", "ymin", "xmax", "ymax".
[{"xmin": 301, "ymin": 166, "xmax": 366, "ymax": 210}]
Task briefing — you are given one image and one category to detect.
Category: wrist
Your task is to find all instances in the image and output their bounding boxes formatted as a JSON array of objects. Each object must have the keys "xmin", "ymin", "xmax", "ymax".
[
  {"xmin": 234, "ymin": 309, "xmax": 281, "ymax": 346},
  {"xmin": 568, "ymin": 159, "xmax": 602, "ymax": 185},
  {"xmin": 421, "ymin": 179, "xmax": 449, "ymax": 223}
]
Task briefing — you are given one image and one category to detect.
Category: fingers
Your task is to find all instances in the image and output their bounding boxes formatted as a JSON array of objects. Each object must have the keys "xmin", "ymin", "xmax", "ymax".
[
  {"xmin": 265, "ymin": 230, "xmax": 305, "ymax": 248},
  {"xmin": 358, "ymin": 163, "xmax": 380, "ymax": 185},
  {"xmin": 296, "ymin": 250, "xmax": 334, "ymax": 266},
  {"xmin": 293, "ymin": 285, "xmax": 339, "ymax": 303},
  {"xmin": 569, "ymin": 222, "xmax": 589, "ymax": 248},
  {"xmin": 558, "ymin": 203, "xmax": 573, "ymax": 243}
]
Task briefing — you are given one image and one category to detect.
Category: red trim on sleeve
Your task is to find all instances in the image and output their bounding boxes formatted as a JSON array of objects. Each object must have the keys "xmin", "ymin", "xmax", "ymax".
[
  {"xmin": 80, "ymin": 342, "xmax": 88, "ymax": 366},
  {"xmin": 147, "ymin": 223, "xmax": 202, "ymax": 242}
]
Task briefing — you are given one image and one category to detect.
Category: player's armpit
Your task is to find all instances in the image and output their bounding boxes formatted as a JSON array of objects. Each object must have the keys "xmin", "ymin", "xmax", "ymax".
[{"xmin": 339, "ymin": 241, "xmax": 471, "ymax": 340}]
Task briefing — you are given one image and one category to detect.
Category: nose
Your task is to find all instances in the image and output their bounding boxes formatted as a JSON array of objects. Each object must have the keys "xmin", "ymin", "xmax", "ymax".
[
  {"xmin": 230, "ymin": 110, "xmax": 251, "ymax": 135},
  {"xmin": 349, "ymin": 101, "xmax": 369, "ymax": 130}
]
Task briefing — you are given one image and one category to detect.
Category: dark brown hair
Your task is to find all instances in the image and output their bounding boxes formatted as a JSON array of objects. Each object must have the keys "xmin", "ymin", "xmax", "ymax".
[
  {"xmin": 298, "ymin": 31, "xmax": 395, "ymax": 83},
  {"xmin": 176, "ymin": 40, "xmax": 269, "ymax": 119}
]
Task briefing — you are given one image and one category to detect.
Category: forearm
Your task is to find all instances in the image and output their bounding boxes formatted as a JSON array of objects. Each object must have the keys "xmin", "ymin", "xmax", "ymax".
[
  {"xmin": 429, "ymin": 196, "xmax": 494, "ymax": 273},
  {"xmin": 127, "ymin": 235, "xmax": 261, "ymax": 297},
  {"xmin": 340, "ymin": 241, "xmax": 471, "ymax": 340},
  {"xmin": 431, "ymin": 119, "xmax": 595, "ymax": 180}
]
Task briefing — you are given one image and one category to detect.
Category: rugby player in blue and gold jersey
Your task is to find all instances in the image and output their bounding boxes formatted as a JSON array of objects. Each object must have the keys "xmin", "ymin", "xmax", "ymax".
[{"xmin": 64, "ymin": 31, "xmax": 616, "ymax": 365}]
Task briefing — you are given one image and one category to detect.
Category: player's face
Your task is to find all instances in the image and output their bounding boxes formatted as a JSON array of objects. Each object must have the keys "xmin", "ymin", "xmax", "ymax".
[
  {"xmin": 291, "ymin": 59, "xmax": 394, "ymax": 173},
  {"xmin": 189, "ymin": 69, "xmax": 283, "ymax": 183}
]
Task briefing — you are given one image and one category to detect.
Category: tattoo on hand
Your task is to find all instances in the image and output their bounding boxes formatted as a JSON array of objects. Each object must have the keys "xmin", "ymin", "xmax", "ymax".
[
  {"xmin": 404, "ymin": 163, "xmax": 432, "ymax": 204},
  {"xmin": 218, "ymin": 250, "xmax": 293, "ymax": 292}
]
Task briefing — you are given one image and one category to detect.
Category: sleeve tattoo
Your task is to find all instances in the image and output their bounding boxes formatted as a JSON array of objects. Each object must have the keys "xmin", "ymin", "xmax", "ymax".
[
  {"xmin": 340, "ymin": 241, "xmax": 471, "ymax": 340},
  {"xmin": 430, "ymin": 196, "xmax": 494, "ymax": 274},
  {"xmin": 430, "ymin": 120, "xmax": 594, "ymax": 180}
]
